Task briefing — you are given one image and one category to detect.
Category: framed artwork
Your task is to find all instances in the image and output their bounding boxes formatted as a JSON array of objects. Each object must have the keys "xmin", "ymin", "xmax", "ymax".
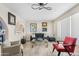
[
  {"xmin": 42, "ymin": 22, "xmax": 47, "ymax": 27},
  {"xmin": 8, "ymin": 12, "xmax": 16, "ymax": 25},
  {"xmin": 30, "ymin": 23, "xmax": 37, "ymax": 32},
  {"xmin": 16, "ymin": 22, "xmax": 24, "ymax": 33},
  {"xmin": 42, "ymin": 28, "xmax": 47, "ymax": 32}
]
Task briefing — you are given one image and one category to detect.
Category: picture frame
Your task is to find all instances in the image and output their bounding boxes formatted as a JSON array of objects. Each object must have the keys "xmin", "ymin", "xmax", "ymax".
[
  {"xmin": 16, "ymin": 23, "xmax": 24, "ymax": 33},
  {"xmin": 42, "ymin": 28, "xmax": 47, "ymax": 32},
  {"xmin": 42, "ymin": 22, "xmax": 47, "ymax": 27},
  {"xmin": 8, "ymin": 12, "xmax": 16, "ymax": 25},
  {"xmin": 30, "ymin": 23, "xmax": 37, "ymax": 32}
]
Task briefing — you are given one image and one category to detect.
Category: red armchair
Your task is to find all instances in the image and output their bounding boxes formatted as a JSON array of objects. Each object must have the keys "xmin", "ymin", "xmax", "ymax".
[{"xmin": 52, "ymin": 37, "xmax": 77, "ymax": 56}]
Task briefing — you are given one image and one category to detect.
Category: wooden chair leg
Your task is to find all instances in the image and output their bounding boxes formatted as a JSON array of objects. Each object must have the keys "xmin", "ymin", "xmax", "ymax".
[
  {"xmin": 52, "ymin": 48, "xmax": 55, "ymax": 53},
  {"xmin": 21, "ymin": 49, "xmax": 23, "ymax": 56},
  {"xmin": 58, "ymin": 52, "xmax": 61, "ymax": 56},
  {"xmin": 64, "ymin": 47, "xmax": 72, "ymax": 56},
  {"xmin": 32, "ymin": 45, "xmax": 34, "ymax": 48},
  {"xmin": 67, "ymin": 52, "xmax": 72, "ymax": 56}
]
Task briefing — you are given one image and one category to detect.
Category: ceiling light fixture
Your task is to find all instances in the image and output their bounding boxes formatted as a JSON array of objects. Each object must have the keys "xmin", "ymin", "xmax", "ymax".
[{"xmin": 31, "ymin": 3, "xmax": 52, "ymax": 10}]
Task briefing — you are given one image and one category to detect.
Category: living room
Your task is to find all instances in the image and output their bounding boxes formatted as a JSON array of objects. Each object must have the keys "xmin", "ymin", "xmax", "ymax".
[{"xmin": 0, "ymin": 2, "xmax": 79, "ymax": 56}]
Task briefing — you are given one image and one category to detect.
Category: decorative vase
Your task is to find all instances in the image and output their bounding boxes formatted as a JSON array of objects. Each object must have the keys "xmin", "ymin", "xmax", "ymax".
[{"xmin": 21, "ymin": 36, "xmax": 26, "ymax": 44}]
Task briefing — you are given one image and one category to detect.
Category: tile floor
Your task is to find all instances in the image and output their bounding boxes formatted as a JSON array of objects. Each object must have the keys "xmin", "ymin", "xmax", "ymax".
[{"xmin": 21, "ymin": 41, "xmax": 79, "ymax": 56}]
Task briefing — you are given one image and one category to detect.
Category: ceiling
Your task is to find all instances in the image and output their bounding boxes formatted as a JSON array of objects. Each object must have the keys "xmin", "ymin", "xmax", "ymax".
[{"xmin": 3, "ymin": 3, "xmax": 77, "ymax": 21}]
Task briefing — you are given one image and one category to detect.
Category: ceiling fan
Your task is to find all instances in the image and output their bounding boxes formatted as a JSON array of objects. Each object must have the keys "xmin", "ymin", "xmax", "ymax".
[{"xmin": 31, "ymin": 3, "xmax": 52, "ymax": 10}]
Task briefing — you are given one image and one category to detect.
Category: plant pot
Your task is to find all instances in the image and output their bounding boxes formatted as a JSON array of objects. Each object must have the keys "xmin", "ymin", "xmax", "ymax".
[{"xmin": 21, "ymin": 38, "xmax": 26, "ymax": 44}]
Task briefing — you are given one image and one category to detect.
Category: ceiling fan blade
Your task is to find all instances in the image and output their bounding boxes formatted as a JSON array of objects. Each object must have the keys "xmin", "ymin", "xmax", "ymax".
[
  {"xmin": 39, "ymin": 7, "xmax": 43, "ymax": 10},
  {"xmin": 31, "ymin": 3, "xmax": 52, "ymax": 10},
  {"xmin": 44, "ymin": 7, "xmax": 52, "ymax": 10},
  {"xmin": 44, "ymin": 3, "xmax": 48, "ymax": 5},
  {"xmin": 31, "ymin": 4, "xmax": 40, "ymax": 10}
]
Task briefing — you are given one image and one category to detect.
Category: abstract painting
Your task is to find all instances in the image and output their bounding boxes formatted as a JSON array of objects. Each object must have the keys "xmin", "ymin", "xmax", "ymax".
[{"xmin": 30, "ymin": 23, "xmax": 37, "ymax": 32}]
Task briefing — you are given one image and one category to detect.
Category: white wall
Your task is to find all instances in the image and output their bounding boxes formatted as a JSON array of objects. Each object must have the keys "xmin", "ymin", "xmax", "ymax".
[
  {"xmin": 53, "ymin": 4, "xmax": 79, "ymax": 45},
  {"xmin": 56, "ymin": 21, "xmax": 61, "ymax": 40},
  {"xmin": 56, "ymin": 17, "xmax": 71, "ymax": 41},
  {"xmin": 71, "ymin": 12, "xmax": 79, "ymax": 45},
  {"xmin": 71, "ymin": 13, "xmax": 79, "ymax": 37},
  {"xmin": 61, "ymin": 17, "xmax": 71, "ymax": 40},
  {"xmin": 55, "ymin": 12, "xmax": 79, "ymax": 45},
  {"xmin": 25, "ymin": 20, "xmax": 54, "ymax": 40},
  {"xmin": 0, "ymin": 4, "xmax": 24, "ymax": 45}
]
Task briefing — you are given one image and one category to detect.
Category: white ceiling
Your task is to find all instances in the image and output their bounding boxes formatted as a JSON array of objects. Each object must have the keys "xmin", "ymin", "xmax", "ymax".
[{"xmin": 3, "ymin": 3, "xmax": 77, "ymax": 21}]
